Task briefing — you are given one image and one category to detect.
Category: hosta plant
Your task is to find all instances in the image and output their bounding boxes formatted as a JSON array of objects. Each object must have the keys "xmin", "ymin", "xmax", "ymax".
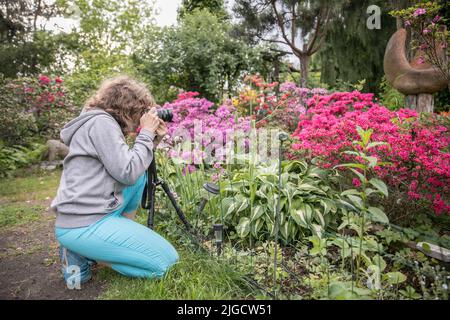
[{"xmin": 220, "ymin": 158, "xmax": 342, "ymax": 244}]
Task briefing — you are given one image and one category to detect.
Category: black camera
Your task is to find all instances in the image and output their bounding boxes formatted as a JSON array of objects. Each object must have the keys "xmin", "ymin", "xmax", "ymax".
[{"xmin": 157, "ymin": 109, "xmax": 173, "ymax": 122}]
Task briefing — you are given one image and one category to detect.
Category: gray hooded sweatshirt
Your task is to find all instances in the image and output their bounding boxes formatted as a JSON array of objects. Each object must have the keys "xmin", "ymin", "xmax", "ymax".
[{"xmin": 52, "ymin": 108, "xmax": 156, "ymax": 228}]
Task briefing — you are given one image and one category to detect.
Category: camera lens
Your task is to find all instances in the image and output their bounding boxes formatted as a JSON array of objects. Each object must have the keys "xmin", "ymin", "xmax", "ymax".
[{"xmin": 156, "ymin": 109, "xmax": 173, "ymax": 122}]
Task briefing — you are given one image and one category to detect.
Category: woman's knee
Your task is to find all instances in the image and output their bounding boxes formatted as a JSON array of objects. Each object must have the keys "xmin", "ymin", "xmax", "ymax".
[{"xmin": 151, "ymin": 244, "xmax": 179, "ymax": 276}]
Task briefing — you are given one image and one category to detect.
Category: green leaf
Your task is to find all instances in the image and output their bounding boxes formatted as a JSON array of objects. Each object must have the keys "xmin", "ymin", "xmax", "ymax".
[
  {"xmin": 280, "ymin": 222, "xmax": 290, "ymax": 241},
  {"xmin": 356, "ymin": 126, "xmax": 373, "ymax": 146},
  {"xmin": 236, "ymin": 217, "xmax": 250, "ymax": 238},
  {"xmin": 367, "ymin": 141, "xmax": 388, "ymax": 150},
  {"xmin": 334, "ymin": 163, "xmax": 366, "ymax": 170},
  {"xmin": 371, "ymin": 254, "xmax": 387, "ymax": 272},
  {"xmin": 236, "ymin": 198, "xmax": 249, "ymax": 213},
  {"xmin": 384, "ymin": 272, "xmax": 407, "ymax": 284},
  {"xmin": 250, "ymin": 205, "xmax": 264, "ymax": 221},
  {"xmin": 250, "ymin": 219, "xmax": 263, "ymax": 238},
  {"xmin": 347, "ymin": 194, "xmax": 363, "ymax": 209},
  {"xmin": 367, "ymin": 206, "xmax": 389, "ymax": 224},
  {"xmin": 363, "ymin": 155, "xmax": 378, "ymax": 168},
  {"xmin": 349, "ymin": 168, "xmax": 367, "ymax": 183},
  {"xmin": 369, "ymin": 178, "xmax": 388, "ymax": 197},
  {"xmin": 341, "ymin": 189, "xmax": 360, "ymax": 197},
  {"xmin": 343, "ymin": 150, "xmax": 362, "ymax": 157},
  {"xmin": 291, "ymin": 204, "xmax": 312, "ymax": 228}
]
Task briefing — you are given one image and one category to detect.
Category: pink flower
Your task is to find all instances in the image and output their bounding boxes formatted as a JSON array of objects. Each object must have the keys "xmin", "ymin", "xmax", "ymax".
[
  {"xmin": 38, "ymin": 75, "xmax": 50, "ymax": 85},
  {"xmin": 432, "ymin": 15, "xmax": 441, "ymax": 23},
  {"xmin": 417, "ymin": 56, "xmax": 425, "ymax": 64},
  {"xmin": 55, "ymin": 77, "xmax": 63, "ymax": 83},
  {"xmin": 404, "ymin": 20, "xmax": 411, "ymax": 27},
  {"xmin": 352, "ymin": 178, "xmax": 362, "ymax": 188},
  {"xmin": 291, "ymin": 91, "xmax": 450, "ymax": 215},
  {"xmin": 413, "ymin": 8, "xmax": 426, "ymax": 17}
]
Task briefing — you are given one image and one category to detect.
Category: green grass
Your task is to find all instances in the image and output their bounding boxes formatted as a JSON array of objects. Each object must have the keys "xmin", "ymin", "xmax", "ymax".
[
  {"xmin": 0, "ymin": 168, "xmax": 255, "ymax": 299},
  {"xmin": 0, "ymin": 203, "xmax": 46, "ymax": 229},
  {"xmin": 0, "ymin": 168, "xmax": 61, "ymax": 203},
  {"xmin": 99, "ymin": 248, "xmax": 254, "ymax": 300},
  {"xmin": 0, "ymin": 169, "xmax": 59, "ymax": 229},
  {"xmin": 99, "ymin": 209, "xmax": 256, "ymax": 300}
]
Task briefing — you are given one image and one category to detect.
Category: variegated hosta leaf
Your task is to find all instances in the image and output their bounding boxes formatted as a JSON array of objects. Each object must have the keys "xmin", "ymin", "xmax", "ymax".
[
  {"xmin": 250, "ymin": 205, "xmax": 264, "ymax": 221},
  {"xmin": 236, "ymin": 217, "xmax": 250, "ymax": 238},
  {"xmin": 291, "ymin": 203, "xmax": 313, "ymax": 228},
  {"xmin": 250, "ymin": 219, "xmax": 263, "ymax": 238},
  {"xmin": 280, "ymin": 221, "xmax": 290, "ymax": 242}
]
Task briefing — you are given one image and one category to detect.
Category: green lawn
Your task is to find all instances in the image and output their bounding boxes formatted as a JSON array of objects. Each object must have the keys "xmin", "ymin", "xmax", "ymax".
[
  {"xmin": 0, "ymin": 168, "xmax": 254, "ymax": 299},
  {"xmin": 98, "ymin": 249, "xmax": 254, "ymax": 300},
  {"xmin": 0, "ymin": 203, "xmax": 46, "ymax": 229},
  {"xmin": 0, "ymin": 168, "xmax": 61, "ymax": 203}
]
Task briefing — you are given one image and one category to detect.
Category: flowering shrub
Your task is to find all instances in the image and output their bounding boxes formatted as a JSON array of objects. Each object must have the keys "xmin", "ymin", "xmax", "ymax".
[
  {"xmin": 162, "ymin": 91, "xmax": 251, "ymax": 165},
  {"xmin": 232, "ymin": 74, "xmax": 278, "ymax": 118},
  {"xmin": 24, "ymin": 75, "xmax": 74, "ymax": 116},
  {"xmin": 291, "ymin": 91, "xmax": 450, "ymax": 216},
  {"xmin": 8, "ymin": 75, "xmax": 76, "ymax": 139},
  {"xmin": 267, "ymin": 82, "xmax": 327, "ymax": 131},
  {"xmin": 0, "ymin": 77, "xmax": 37, "ymax": 146},
  {"xmin": 233, "ymin": 75, "xmax": 327, "ymax": 132}
]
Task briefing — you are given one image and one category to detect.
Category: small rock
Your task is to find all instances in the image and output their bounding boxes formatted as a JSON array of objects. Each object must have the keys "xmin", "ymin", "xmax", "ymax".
[{"xmin": 46, "ymin": 140, "xmax": 69, "ymax": 161}]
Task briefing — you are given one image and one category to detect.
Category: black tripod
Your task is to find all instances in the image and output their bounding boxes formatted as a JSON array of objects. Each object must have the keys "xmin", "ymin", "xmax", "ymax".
[{"xmin": 141, "ymin": 158, "xmax": 192, "ymax": 231}]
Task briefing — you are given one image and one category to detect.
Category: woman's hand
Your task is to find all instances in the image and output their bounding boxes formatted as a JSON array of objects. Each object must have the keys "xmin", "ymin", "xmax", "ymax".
[
  {"xmin": 154, "ymin": 119, "xmax": 168, "ymax": 146},
  {"xmin": 140, "ymin": 107, "xmax": 160, "ymax": 134}
]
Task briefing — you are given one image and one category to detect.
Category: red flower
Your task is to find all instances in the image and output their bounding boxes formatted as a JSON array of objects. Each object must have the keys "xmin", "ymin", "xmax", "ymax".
[
  {"xmin": 352, "ymin": 178, "xmax": 362, "ymax": 188},
  {"xmin": 38, "ymin": 75, "xmax": 51, "ymax": 85},
  {"xmin": 55, "ymin": 77, "xmax": 63, "ymax": 83}
]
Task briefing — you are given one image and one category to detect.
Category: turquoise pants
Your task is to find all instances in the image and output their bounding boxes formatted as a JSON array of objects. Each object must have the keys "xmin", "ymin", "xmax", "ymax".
[{"xmin": 55, "ymin": 174, "xmax": 179, "ymax": 278}]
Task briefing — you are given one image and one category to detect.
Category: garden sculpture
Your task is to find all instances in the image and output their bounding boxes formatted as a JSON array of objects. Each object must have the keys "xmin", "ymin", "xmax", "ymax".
[{"xmin": 384, "ymin": 28, "xmax": 449, "ymax": 112}]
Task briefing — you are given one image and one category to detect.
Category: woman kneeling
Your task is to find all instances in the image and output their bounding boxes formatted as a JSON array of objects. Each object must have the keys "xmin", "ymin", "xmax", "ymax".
[{"xmin": 51, "ymin": 75, "xmax": 178, "ymax": 286}]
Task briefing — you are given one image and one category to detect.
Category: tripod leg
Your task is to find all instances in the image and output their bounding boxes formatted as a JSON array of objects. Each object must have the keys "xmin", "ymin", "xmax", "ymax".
[
  {"xmin": 147, "ymin": 181, "xmax": 156, "ymax": 229},
  {"xmin": 145, "ymin": 160, "xmax": 157, "ymax": 229},
  {"xmin": 160, "ymin": 180, "xmax": 192, "ymax": 231}
]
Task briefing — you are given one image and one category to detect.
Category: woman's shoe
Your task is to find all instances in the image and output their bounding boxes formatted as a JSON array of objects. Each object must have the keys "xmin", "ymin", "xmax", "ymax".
[{"xmin": 59, "ymin": 246, "xmax": 92, "ymax": 287}]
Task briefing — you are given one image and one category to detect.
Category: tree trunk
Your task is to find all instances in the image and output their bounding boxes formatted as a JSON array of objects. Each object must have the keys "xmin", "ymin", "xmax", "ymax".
[
  {"xmin": 298, "ymin": 55, "xmax": 310, "ymax": 88},
  {"xmin": 273, "ymin": 58, "xmax": 280, "ymax": 95}
]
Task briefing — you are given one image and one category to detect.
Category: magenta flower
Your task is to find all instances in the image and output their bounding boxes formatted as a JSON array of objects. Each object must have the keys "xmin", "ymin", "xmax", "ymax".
[
  {"xmin": 352, "ymin": 178, "xmax": 362, "ymax": 188},
  {"xmin": 38, "ymin": 75, "xmax": 50, "ymax": 85},
  {"xmin": 413, "ymin": 8, "xmax": 426, "ymax": 17},
  {"xmin": 432, "ymin": 15, "xmax": 441, "ymax": 23},
  {"xmin": 291, "ymin": 90, "xmax": 450, "ymax": 215},
  {"xmin": 417, "ymin": 56, "xmax": 425, "ymax": 64}
]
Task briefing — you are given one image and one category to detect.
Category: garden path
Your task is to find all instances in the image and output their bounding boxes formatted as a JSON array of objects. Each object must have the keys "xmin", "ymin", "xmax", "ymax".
[{"xmin": 0, "ymin": 172, "xmax": 107, "ymax": 300}]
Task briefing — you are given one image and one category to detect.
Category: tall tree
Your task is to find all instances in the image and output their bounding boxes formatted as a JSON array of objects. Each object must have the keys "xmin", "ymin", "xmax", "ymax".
[
  {"xmin": 134, "ymin": 9, "xmax": 269, "ymax": 102},
  {"xmin": 178, "ymin": 0, "xmax": 229, "ymax": 20},
  {"xmin": 233, "ymin": 0, "xmax": 343, "ymax": 87},
  {"xmin": 319, "ymin": 0, "xmax": 399, "ymax": 93},
  {"xmin": 0, "ymin": 0, "xmax": 66, "ymax": 77},
  {"xmin": 60, "ymin": 0, "xmax": 158, "ymax": 107}
]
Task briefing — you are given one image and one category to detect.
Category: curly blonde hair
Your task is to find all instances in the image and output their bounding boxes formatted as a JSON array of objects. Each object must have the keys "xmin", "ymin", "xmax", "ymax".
[{"xmin": 84, "ymin": 75, "xmax": 155, "ymax": 135}]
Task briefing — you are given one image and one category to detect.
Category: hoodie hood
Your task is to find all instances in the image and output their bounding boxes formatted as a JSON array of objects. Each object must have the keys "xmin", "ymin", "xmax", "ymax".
[{"xmin": 60, "ymin": 109, "xmax": 112, "ymax": 146}]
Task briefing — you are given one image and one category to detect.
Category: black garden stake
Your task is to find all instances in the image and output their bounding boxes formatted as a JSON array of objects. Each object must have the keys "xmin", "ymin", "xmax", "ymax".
[{"xmin": 273, "ymin": 132, "xmax": 289, "ymax": 299}]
